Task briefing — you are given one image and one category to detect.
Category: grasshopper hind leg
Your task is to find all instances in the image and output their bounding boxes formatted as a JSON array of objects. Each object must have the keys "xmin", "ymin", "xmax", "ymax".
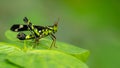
[{"xmin": 50, "ymin": 34, "xmax": 57, "ymax": 48}]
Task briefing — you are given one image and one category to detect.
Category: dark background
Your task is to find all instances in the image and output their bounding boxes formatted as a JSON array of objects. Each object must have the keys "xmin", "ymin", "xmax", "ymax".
[{"xmin": 0, "ymin": 0, "xmax": 120, "ymax": 68}]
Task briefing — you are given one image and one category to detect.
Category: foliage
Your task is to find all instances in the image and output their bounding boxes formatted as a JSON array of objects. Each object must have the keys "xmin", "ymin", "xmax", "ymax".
[{"xmin": 0, "ymin": 30, "xmax": 90, "ymax": 68}]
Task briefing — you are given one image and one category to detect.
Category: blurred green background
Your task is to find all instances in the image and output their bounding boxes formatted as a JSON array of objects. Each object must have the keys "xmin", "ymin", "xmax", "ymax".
[{"xmin": 0, "ymin": 0, "xmax": 120, "ymax": 68}]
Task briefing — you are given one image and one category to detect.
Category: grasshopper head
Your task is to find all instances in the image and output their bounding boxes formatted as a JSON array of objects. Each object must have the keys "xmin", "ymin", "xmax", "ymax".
[{"xmin": 53, "ymin": 18, "xmax": 59, "ymax": 33}]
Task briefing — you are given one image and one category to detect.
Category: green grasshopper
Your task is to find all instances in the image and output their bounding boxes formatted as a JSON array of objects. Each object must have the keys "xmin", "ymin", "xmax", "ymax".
[{"xmin": 10, "ymin": 17, "xmax": 59, "ymax": 48}]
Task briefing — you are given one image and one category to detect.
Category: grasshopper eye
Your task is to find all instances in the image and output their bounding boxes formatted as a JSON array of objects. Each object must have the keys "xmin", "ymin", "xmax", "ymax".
[{"xmin": 17, "ymin": 32, "xmax": 26, "ymax": 40}]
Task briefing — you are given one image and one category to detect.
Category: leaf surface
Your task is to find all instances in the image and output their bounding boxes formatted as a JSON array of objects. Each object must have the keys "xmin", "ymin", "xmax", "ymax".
[{"xmin": 2, "ymin": 30, "xmax": 90, "ymax": 68}]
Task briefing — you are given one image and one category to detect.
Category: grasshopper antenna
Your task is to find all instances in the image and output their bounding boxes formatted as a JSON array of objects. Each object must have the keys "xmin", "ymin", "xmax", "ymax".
[{"xmin": 54, "ymin": 17, "xmax": 60, "ymax": 26}]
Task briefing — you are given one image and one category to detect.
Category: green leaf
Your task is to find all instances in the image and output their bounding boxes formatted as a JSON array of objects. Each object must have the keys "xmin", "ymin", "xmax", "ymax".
[
  {"xmin": 5, "ymin": 30, "xmax": 18, "ymax": 42},
  {"xmin": 0, "ymin": 43, "xmax": 88, "ymax": 68},
  {"xmin": 6, "ymin": 50, "xmax": 88, "ymax": 68},
  {"xmin": 0, "ymin": 42, "xmax": 24, "ymax": 56},
  {"xmin": 4, "ymin": 30, "xmax": 90, "ymax": 68},
  {"xmin": 0, "ymin": 54, "xmax": 16, "ymax": 68},
  {"xmin": 33, "ymin": 39, "xmax": 90, "ymax": 62},
  {"xmin": 55, "ymin": 42, "xmax": 90, "ymax": 62},
  {"xmin": 5, "ymin": 30, "xmax": 90, "ymax": 62},
  {"xmin": 0, "ymin": 42, "xmax": 24, "ymax": 68}
]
